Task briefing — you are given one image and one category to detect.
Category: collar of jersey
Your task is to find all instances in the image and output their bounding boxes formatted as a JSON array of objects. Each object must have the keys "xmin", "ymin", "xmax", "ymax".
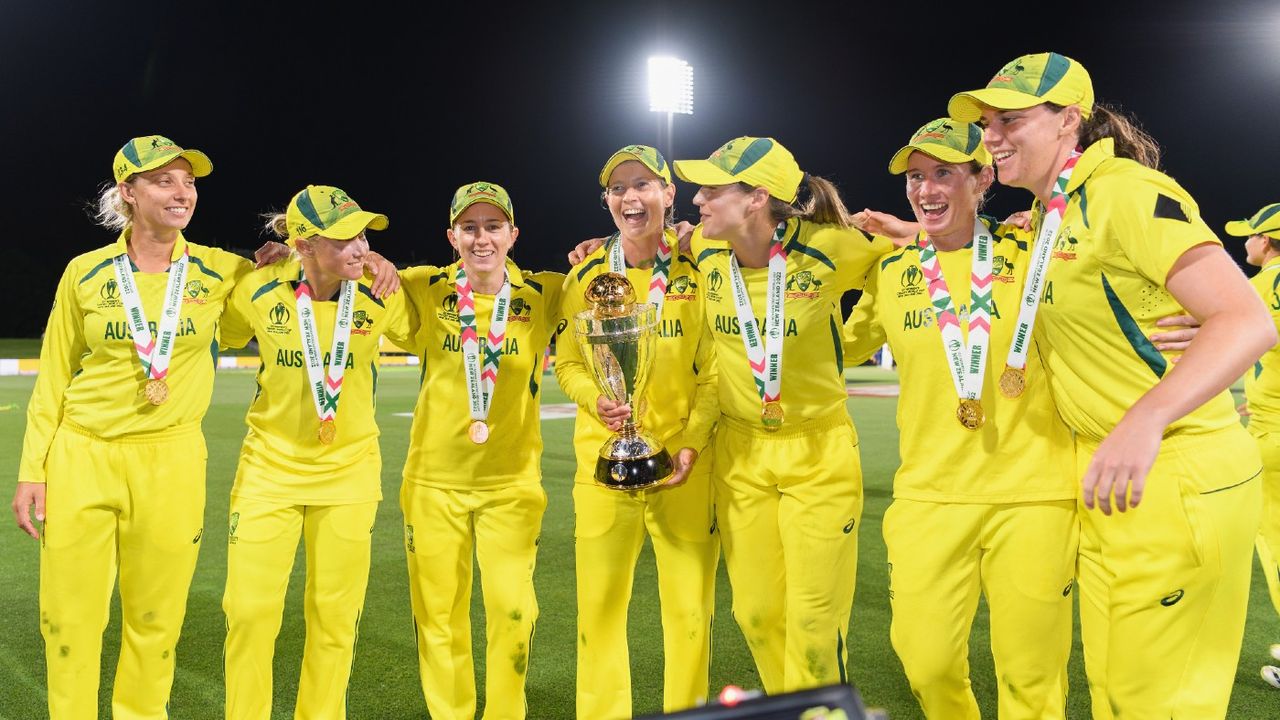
[
  {"xmin": 451, "ymin": 257, "xmax": 525, "ymax": 289},
  {"xmin": 1063, "ymin": 137, "xmax": 1114, "ymax": 195},
  {"xmin": 113, "ymin": 229, "xmax": 190, "ymax": 262}
]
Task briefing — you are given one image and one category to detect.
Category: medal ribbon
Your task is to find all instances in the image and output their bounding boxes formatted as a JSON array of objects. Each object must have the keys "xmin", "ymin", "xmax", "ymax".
[
  {"xmin": 916, "ymin": 218, "xmax": 993, "ymax": 401},
  {"xmin": 295, "ymin": 269, "xmax": 354, "ymax": 424},
  {"xmin": 113, "ymin": 247, "xmax": 189, "ymax": 382},
  {"xmin": 606, "ymin": 232, "xmax": 672, "ymax": 323},
  {"xmin": 727, "ymin": 221, "xmax": 788, "ymax": 404},
  {"xmin": 1006, "ymin": 148, "xmax": 1082, "ymax": 371},
  {"xmin": 456, "ymin": 262, "xmax": 511, "ymax": 422}
]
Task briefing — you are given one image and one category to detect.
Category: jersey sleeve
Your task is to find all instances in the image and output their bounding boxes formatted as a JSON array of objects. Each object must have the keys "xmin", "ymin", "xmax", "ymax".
[
  {"xmin": 1092, "ymin": 172, "xmax": 1221, "ymax": 287},
  {"xmin": 843, "ymin": 266, "xmax": 886, "ymax": 366},
  {"xmin": 219, "ymin": 276, "xmax": 257, "ymax": 350},
  {"xmin": 379, "ymin": 288, "xmax": 418, "ymax": 354},
  {"xmin": 19, "ymin": 264, "xmax": 88, "ymax": 484},
  {"xmin": 680, "ymin": 301, "xmax": 720, "ymax": 455},
  {"xmin": 830, "ymin": 226, "xmax": 894, "ymax": 293},
  {"xmin": 553, "ymin": 270, "xmax": 601, "ymax": 412}
]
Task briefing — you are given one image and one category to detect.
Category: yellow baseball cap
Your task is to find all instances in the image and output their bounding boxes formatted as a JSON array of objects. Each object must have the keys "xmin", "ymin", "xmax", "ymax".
[
  {"xmin": 888, "ymin": 118, "xmax": 992, "ymax": 174},
  {"xmin": 449, "ymin": 181, "xmax": 514, "ymax": 225},
  {"xmin": 113, "ymin": 135, "xmax": 212, "ymax": 183},
  {"xmin": 1225, "ymin": 203, "xmax": 1280, "ymax": 239},
  {"xmin": 674, "ymin": 136, "xmax": 805, "ymax": 203},
  {"xmin": 948, "ymin": 52, "xmax": 1094, "ymax": 123},
  {"xmin": 286, "ymin": 185, "xmax": 388, "ymax": 245},
  {"xmin": 598, "ymin": 144, "xmax": 672, "ymax": 187}
]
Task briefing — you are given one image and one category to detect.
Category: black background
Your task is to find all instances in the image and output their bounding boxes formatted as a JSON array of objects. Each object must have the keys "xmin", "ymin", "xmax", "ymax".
[{"xmin": 5, "ymin": 0, "xmax": 1278, "ymax": 337}]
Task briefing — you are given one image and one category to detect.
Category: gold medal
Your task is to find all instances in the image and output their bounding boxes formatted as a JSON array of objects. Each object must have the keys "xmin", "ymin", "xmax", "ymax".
[
  {"xmin": 317, "ymin": 418, "xmax": 337, "ymax": 445},
  {"xmin": 144, "ymin": 378, "xmax": 169, "ymax": 406},
  {"xmin": 468, "ymin": 420, "xmax": 490, "ymax": 445},
  {"xmin": 956, "ymin": 399, "xmax": 984, "ymax": 431},
  {"xmin": 761, "ymin": 401, "xmax": 784, "ymax": 431},
  {"xmin": 999, "ymin": 367, "xmax": 1026, "ymax": 398}
]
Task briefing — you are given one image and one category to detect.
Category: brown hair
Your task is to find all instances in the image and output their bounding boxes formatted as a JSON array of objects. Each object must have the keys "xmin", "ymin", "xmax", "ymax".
[
  {"xmin": 740, "ymin": 174, "xmax": 855, "ymax": 228},
  {"xmin": 1049, "ymin": 101, "xmax": 1162, "ymax": 169}
]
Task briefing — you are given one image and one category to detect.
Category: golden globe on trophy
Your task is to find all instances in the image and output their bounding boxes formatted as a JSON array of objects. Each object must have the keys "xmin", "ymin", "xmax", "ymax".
[{"xmin": 574, "ymin": 272, "xmax": 674, "ymax": 490}]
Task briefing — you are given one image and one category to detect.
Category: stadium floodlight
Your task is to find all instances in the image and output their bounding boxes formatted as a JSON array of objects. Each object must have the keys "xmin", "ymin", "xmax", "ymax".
[
  {"xmin": 648, "ymin": 56, "xmax": 694, "ymax": 115},
  {"xmin": 648, "ymin": 56, "xmax": 693, "ymax": 164}
]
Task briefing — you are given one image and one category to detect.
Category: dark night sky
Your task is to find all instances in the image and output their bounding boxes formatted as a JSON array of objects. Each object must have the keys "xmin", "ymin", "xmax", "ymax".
[{"xmin": 5, "ymin": 0, "xmax": 1278, "ymax": 337}]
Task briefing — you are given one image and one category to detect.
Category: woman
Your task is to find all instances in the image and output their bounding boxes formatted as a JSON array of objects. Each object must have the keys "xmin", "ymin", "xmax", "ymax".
[
  {"xmin": 949, "ymin": 52, "xmax": 1275, "ymax": 718},
  {"xmin": 218, "ymin": 184, "xmax": 413, "ymax": 719},
  {"xmin": 674, "ymin": 137, "xmax": 890, "ymax": 693},
  {"xmin": 843, "ymin": 118, "xmax": 1078, "ymax": 718},
  {"xmin": 396, "ymin": 181, "xmax": 564, "ymax": 719},
  {"xmin": 1225, "ymin": 202, "xmax": 1280, "ymax": 688},
  {"xmin": 555, "ymin": 145, "xmax": 719, "ymax": 717},
  {"xmin": 11, "ymin": 136, "xmax": 255, "ymax": 719}
]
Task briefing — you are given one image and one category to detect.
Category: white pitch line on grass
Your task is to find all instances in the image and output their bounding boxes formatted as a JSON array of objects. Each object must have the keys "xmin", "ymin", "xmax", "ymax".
[
  {"xmin": 846, "ymin": 384, "xmax": 900, "ymax": 397},
  {"xmin": 394, "ymin": 403, "xmax": 579, "ymax": 420}
]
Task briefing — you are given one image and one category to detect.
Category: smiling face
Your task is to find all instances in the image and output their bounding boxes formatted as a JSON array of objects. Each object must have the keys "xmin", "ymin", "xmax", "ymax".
[
  {"xmin": 904, "ymin": 153, "xmax": 992, "ymax": 244},
  {"xmin": 120, "ymin": 158, "xmax": 197, "ymax": 235},
  {"xmin": 297, "ymin": 232, "xmax": 370, "ymax": 283},
  {"xmin": 980, "ymin": 103, "xmax": 1080, "ymax": 199},
  {"xmin": 448, "ymin": 202, "xmax": 517, "ymax": 277},
  {"xmin": 692, "ymin": 183, "xmax": 768, "ymax": 240},
  {"xmin": 605, "ymin": 160, "xmax": 675, "ymax": 243}
]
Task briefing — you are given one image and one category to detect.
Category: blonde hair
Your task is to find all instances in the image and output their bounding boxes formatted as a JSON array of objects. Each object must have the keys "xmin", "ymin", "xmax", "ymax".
[
  {"xmin": 262, "ymin": 212, "xmax": 290, "ymax": 239},
  {"xmin": 751, "ymin": 174, "xmax": 855, "ymax": 228},
  {"xmin": 93, "ymin": 181, "xmax": 133, "ymax": 231}
]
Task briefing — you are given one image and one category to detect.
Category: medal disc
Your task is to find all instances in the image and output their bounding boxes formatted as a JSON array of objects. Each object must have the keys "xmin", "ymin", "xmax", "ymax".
[
  {"xmin": 468, "ymin": 420, "xmax": 490, "ymax": 445},
  {"xmin": 318, "ymin": 419, "xmax": 337, "ymax": 445},
  {"xmin": 761, "ymin": 401, "xmax": 784, "ymax": 431},
  {"xmin": 999, "ymin": 367, "xmax": 1026, "ymax": 398},
  {"xmin": 144, "ymin": 379, "xmax": 169, "ymax": 406},
  {"xmin": 956, "ymin": 399, "xmax": 984, "ymax": 431}
]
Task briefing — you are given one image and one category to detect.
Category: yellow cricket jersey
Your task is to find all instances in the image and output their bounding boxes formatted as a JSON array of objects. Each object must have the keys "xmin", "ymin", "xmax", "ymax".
[
  {"xmin": 220, "ymin": 258, "xmax": 414, "ymax": 505},
  {"xmin": 1245, "ymin": 258, "xmax": 1280, "ymax": 434},
  {"xmin": 1034, "ymin": 138, "xmax": 1238, "ymax": 442},
  {"xmin": 399, "ymin": 259, "xmax": 564, "ymax": 490},
  {"xmin": 843, "ymin": 218, "xmax": 1075, "ymax": 503},
  {"xmin": 556, "ymin": 230, "xmax": 718, "ymax": 480},
  {"xmin": 692, "ymin": 218, "xmax": 891, "ymax": 426},
  {"xmin": 20, "ymin": 231, "xmax": 251, "ymax": 483}
]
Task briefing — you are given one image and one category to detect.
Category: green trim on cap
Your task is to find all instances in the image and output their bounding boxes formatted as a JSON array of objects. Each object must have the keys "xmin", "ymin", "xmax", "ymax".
[
  {"xmin": 1036, "ymin": 53, "xmax": 1072, "ymax": 96},
  {"xmin": 294, "ymin": 189, "xmax": 325, "ymax": 229},
  {"xmin": 121, "ymin": 142, "xmax": 142, "ymax": 167},
  {"xmin": 728, "ymin": 138, "xmax": 774, "ymax": 174}
]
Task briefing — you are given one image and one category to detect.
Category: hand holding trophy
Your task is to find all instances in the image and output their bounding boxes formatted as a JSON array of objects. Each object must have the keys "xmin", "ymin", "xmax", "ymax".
[{"xmin": 574, "ymin": 272, "xmax": 674, "ymax": 490}]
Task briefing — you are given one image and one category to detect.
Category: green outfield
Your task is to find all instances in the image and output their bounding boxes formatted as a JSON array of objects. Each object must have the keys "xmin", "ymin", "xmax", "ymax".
[{"xmin": 0, "ymin": 366, "xmax": 1276, "ymax": 718}]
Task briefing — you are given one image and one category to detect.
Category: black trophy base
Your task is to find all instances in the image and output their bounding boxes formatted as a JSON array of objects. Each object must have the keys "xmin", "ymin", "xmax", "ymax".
[{"xmin": 595, "ymin": 450, "xmax": 674, "ymax": 491}]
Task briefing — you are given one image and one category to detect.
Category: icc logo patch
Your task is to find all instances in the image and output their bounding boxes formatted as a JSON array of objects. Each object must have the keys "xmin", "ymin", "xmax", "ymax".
[
  {"xmin": 705, "ymin": 268, "xmax": 724, "ymax": 302},
  {"xmin": 267, "ymin": 302, "xmax": 293, "ymax": 335},
  {"xmin": 439, "ymin": 293, "xmax": 460, "ymax": 322},
  {"xmin": 98, "ymin": 279, "xmax": 123, "ymax": 308},
  {"xmin": 896, "ymin": 265, "xmax": 925, "ymax": 299}
]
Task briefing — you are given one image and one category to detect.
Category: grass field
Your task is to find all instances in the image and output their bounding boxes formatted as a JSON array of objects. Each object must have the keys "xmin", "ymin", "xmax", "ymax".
[{"xmin": 0, "ymin": 366, "xmax": 1277, "ymax": 719}]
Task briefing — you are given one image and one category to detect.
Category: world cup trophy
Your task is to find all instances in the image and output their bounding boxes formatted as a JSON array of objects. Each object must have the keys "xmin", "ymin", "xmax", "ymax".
[{"xmin": 574, "ymin": 272, "xmax": 674, "ymax": 490}]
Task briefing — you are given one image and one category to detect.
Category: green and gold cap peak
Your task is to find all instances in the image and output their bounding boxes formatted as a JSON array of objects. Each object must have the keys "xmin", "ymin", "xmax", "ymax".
[
  {"xmin": 113, "ymin": 135, "xmax": 212, "ymax": 183},
  {"xmin": 888, "ymin": 118, "xmax": 992, "ymax": 175},
  {"xmin": 599, "ymin": 144, "xmax": 672, "ymax": 187},
  {"xmin": 1225, "ymin": 203, "xmax": 1280, "ymax": 239},
  {"xmin": 674, "ymin": 136, "xmax": 805, "ymax": 203},
  {"xmin": 449, "ymin": 181, "xmax": 514, "ymax": 225},
  {"xmin": 948, "ymin": 52, "xmax": 1094, "ymax": 122},
  {"xmin": 286, "ymin": 185, "xmax": 388, "ymax": 245}
]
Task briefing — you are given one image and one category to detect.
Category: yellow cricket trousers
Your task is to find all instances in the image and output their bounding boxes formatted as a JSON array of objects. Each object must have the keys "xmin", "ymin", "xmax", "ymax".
[
  {"xmin": 1250, "ymin": 429, "xmax": 1280, "ymax": 619},
  {"xmin": 1076, "ymin": 429, "xmax": 1261, "ymax": 719},
  {"xmin": 885, "ymin": 499, "xmax": 1077, "ymax": 719},
  {"xmin": 713, "ymin": 410, "xmax": 862, "ymax": 694},
  {"xmin": 40, "ymin": 419, "xmax": 206, "ymax": 720},
  {"xmin": 400, "ymin": 481, "xmax": 545, "ymax": 720},
  {"xmin": 222, "ymin": 497, "xmax": 378, "ymax": 720},
  {"xmin": 574, "ymin": 458, "xmax": 718, "ymax": 718}
]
